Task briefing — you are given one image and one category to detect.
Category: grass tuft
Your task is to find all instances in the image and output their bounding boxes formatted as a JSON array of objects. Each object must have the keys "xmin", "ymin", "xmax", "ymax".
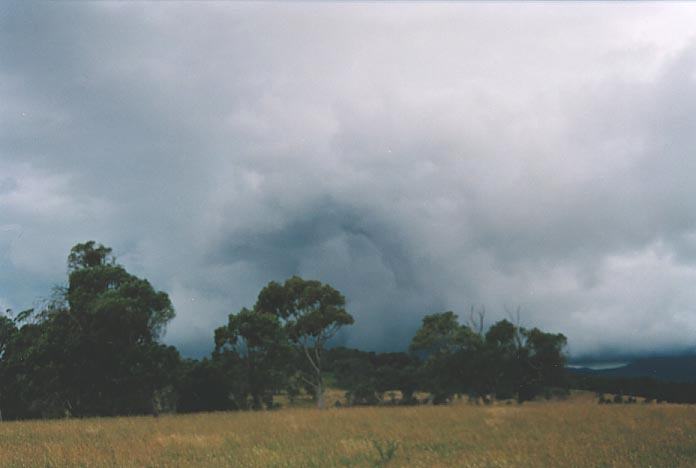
[{"xmin": 371, "ymin": 438, "xmax": 400, "ymax": 466}]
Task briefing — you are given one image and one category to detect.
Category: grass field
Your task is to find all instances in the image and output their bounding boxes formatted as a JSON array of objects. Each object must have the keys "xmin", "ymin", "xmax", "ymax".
[{"xmin": 2, "ymin": 393, "xmax": 696, "ymax": 467}]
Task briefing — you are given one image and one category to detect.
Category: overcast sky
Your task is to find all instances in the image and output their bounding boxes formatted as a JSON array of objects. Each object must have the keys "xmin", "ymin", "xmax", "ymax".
[{"xmin": 2, "ymin": 2, "xmax": 696, "ymax": 359}]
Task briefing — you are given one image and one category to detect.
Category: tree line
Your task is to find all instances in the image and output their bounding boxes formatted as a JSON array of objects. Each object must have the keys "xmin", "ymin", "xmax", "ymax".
[
  {"xmin": 0, "ymin": 241, "xmax": 568, "ymax": 420},
  {"xmin": 568, "ymin": 374, "xmax": 696, "ymax": 405}
]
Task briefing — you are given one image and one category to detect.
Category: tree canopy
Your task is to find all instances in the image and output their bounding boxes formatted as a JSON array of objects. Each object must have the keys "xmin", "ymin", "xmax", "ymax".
[
  {"xmin": 0, "ymin": 241, "xmax": 581, "ymax": 420},
  {"xmin": 254, "ymin": 276, "xmax": 354, "ymax": 408},
  {"xmin": 0, "ymin": 241, "xmax": 179, "ymax": 419}
]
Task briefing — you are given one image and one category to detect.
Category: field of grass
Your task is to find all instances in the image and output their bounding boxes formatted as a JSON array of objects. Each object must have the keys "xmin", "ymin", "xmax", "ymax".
[{"xmin": 2, "ymin": 393, "xmax": 696, "ymax": 467}]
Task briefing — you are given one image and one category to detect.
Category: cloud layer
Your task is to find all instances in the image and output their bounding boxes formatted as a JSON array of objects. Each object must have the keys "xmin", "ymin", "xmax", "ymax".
[{"xmin": 2, "ymin": 2, "xmax": 696, "ymax": 358}]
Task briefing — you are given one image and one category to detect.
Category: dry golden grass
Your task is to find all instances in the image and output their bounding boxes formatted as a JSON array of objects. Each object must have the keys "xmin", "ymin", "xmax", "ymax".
[{"xmin": 2, "ymin": 393, "xmax": 696, "ymax": 467}]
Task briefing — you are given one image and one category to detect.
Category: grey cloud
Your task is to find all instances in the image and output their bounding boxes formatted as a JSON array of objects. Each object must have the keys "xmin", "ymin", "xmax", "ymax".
[{"xmin": 2, "ymin": 2, "xmax": 696, "ymax": 358}]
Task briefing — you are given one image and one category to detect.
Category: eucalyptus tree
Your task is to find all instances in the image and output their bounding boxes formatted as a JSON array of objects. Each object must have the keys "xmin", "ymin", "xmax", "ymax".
[
  {"xmin": 0, "ymin": 241, "xmax": 180, "ymax": 418},
  {"xmin": 410, "ymin": 311, "xmax": 482, "ymax": 403},
  {"xmin": 64, "ymin": 241, "xmax": 179, "ymax": 415},
  {"xmin": 255, "ymin": 276, "xmax": 354, "ymax": 409},
  {"xmin": 0, "ymin": 312, "xmax": 17, "ymax": 420},
  {"xmin": 214, "ymin": 307, "xmax": 290, "ymax": 409}
]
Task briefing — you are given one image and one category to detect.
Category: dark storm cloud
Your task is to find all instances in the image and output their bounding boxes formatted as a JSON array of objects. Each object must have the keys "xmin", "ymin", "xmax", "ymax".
[{"xmin": 2, "ymin": 2, "xmax": 696, "ymax": 358}]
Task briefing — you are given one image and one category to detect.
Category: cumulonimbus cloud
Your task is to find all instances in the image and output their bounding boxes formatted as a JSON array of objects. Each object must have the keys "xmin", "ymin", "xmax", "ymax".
[{"xmin": 2, "ymin": 2, "xmax": 696, "ymax": 358}]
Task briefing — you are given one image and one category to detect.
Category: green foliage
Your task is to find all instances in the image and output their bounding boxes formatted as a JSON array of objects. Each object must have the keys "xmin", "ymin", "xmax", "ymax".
[
  {"xmin": 409, "ymin": 311, "xmax": 567, "ymax": 403},
  {"xmin": 0, "ymin": 241, "xmax": 180, "ymax": 419},
  {"xmin": 1, "ymin": 241, "xmax": 576, "ymax": 420},
  {"xmin": 266, "ymin": 276, "xmax": 354, "ymax": 345},
  {"xmin": 409, "ymin": 311, "xmax": 482, "ymax": 403},
  {"xmin": 0, "ymin": 314, "xmax": 16, "ymax": 359},
  {"xmin": 67, "ymin": 241, "xmax": 115, "ymax": 271},
  {"xmin": 177, "ymin": 358, "xmax": 234, "ymax": 412},
  {"xmin": 410, "ymin": 311, "xmax": 479, "ymax": 356},
  {"xmin": 214, "ymin": 307, "xmax": 291, "ymax": 409},
  {"xmin": 325, "ymin": 348, "xmax": 419, "ymax": 405},
  {"xmin": 254, "ymin": 276, "xmax": 354, "ymax": 408},
  {"xmin": 211, "ymin": 276, "xmax": 354, "ymax": 410}
]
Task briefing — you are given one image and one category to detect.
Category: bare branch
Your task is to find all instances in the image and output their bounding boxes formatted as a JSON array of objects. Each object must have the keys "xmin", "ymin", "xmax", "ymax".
[
  {"xmin": 298, "ymin": 373, "xmax": 318, "ymax": 388},
  {"xmin": 468, "ymin": 305, "xmax": 486, "ymax": 335},
  {"xmin": 504, "ymin": 305, "xmax": 525, "ymax": 350},
  {"xmin": 303, "ymin": 344, "xmax": 321, "ymax": 375}
]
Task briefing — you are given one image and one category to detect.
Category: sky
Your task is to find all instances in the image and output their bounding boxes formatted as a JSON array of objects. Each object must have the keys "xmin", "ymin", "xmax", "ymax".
[{"xmin": 2, "ymin": 2, "xmax": 696, "ymax": 360}]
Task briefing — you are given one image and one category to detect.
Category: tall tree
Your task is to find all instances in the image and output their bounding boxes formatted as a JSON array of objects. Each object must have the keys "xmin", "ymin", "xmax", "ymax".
[
  {"xmin": 256, "ymin": 276, "xmax": 354, "ymax": 409},
  {"xmin": 0, "ymin": 241, "xmax": 180, "ymax": 418},
  {"xmin": 64, "ymin": 241, "xmax": 179, "ymax": 415},
  {"xmin": 0, "ymin": 312, "xmax": 18, "ymax": 420},
  {"xmin": 410, "ymin": 311, "xmax": 481, "ymax": 403},
  {"xmin": 524, "ymin": 327, "xmax": 568, "ymax": 395},
  {"xmin": 214, "ymin": 307, "xmax": 290, "ymax": 409}
]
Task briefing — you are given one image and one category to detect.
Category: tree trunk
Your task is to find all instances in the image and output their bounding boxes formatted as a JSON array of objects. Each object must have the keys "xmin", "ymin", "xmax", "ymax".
[
  {"xmin": 316, "ymin": 382, "xmax": 325, "ymax": 409},
  {"xmin": 252, "ymin": 393, "xmax": 262, "ymax": 411},
  {"xmin": 315, "ymin": 367, "xmax": 325, "ymax": 410},
  {"xmin": 151, "ymin": 391, "xmax": 161, "ymax": 418}
]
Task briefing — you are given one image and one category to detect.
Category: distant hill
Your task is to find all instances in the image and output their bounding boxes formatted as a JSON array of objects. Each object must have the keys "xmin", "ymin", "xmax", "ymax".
[{"xmin": 569, "ymin": 355, "xmax": 696, "ymax": 383}]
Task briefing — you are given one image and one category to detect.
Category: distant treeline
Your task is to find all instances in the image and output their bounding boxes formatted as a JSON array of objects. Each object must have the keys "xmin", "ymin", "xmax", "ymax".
[
  {"xmin": 0, "ymin": 241, "xmax": 673, "ymax": 421},
  {"xmin": 568, "ymin": 374, "xmax": 696, "ymax": 405}
]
